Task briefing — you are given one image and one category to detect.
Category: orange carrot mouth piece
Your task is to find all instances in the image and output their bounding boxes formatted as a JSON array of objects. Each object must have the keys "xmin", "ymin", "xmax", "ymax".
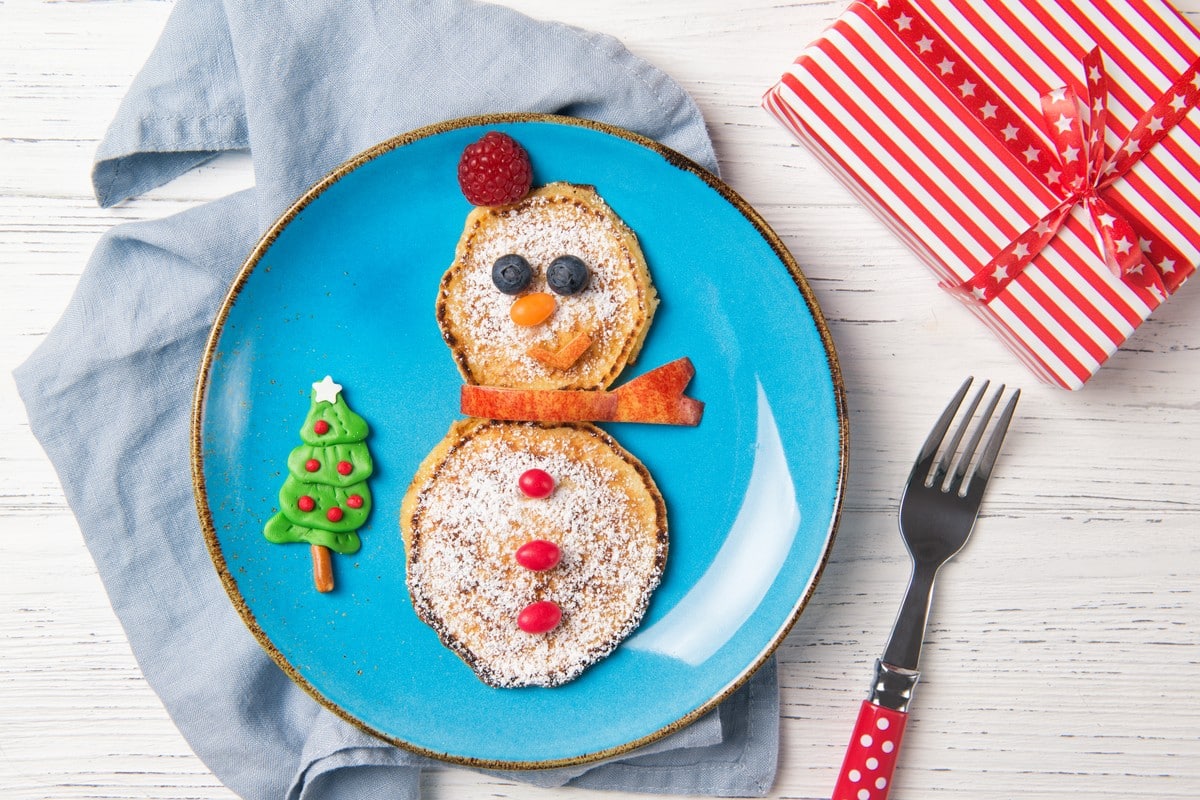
[{"xmin": 527, "ymin": 332, "xmax": 592, "ymax": 371}]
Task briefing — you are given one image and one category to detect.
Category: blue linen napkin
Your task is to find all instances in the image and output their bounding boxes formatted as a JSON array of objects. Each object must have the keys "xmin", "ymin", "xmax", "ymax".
[{"xmin": 15, "ymin": 1, "xmax": 781, "ymax": 798}]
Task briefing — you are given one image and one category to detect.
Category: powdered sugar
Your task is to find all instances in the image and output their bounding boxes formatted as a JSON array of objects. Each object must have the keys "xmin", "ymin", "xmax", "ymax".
[{"xmin": 407, "ymin": 422, "xmax": 666, "ymax": 687}]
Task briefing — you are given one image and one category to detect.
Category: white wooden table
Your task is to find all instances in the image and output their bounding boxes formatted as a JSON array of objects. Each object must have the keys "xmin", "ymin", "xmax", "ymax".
[{"xmin": 3, "ymin": 1, "xmax": 1198, "ymax": 798}]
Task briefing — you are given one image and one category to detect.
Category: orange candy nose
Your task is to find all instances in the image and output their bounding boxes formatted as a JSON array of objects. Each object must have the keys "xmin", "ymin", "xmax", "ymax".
[{"xmin": 510, "ymin": 292, "xmax": 556, "ymax": 327}]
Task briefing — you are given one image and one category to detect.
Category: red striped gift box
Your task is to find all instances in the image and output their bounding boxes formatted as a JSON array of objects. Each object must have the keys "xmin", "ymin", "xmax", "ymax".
[{"xmin": 764, "ymin": 0, "xmax": 1200, "ymax": 389}]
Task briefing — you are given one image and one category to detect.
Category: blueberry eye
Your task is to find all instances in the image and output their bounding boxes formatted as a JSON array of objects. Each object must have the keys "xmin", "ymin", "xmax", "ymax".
[
  {"xmin": 547, "ymin": 255, "xmax": 590, "ymax": 295},
  {"xmin": 491, "ymin": 254, "xmax": 532, "ymax": 295}
]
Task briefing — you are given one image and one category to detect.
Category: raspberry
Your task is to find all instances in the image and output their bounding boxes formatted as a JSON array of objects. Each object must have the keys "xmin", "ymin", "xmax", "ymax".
[{"xmin": 457, "ymin": 131, "xmax": 533, "ymax": 206}]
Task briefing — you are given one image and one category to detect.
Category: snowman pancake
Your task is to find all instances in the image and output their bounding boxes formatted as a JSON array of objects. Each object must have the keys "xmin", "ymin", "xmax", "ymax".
[{"xmin": 402, "ymin": 131, "xmax": 696, "ymax": 688}]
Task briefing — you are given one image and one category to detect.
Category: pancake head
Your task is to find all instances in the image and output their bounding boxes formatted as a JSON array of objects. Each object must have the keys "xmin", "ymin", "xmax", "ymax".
[{"xmin": 438, "ymin": 183, "xmax": 657, "ymax": 390}]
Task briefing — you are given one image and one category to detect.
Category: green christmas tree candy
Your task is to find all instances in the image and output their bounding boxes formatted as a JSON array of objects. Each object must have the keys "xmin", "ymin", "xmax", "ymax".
[{"xmin": 264, "ymin": 376, "xmax": 374, "ymax": 591}]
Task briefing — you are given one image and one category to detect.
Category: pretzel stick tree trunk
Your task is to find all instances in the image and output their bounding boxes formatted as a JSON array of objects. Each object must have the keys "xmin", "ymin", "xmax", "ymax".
[{"xmin": 310, "ymin": 545, "xmax": 334, "ymax": 592}]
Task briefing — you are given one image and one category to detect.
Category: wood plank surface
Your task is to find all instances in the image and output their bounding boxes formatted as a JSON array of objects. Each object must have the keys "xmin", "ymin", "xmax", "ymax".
[{"xmin": 2, "ymin": 1, "xmax": 1198, "ymax": 798}]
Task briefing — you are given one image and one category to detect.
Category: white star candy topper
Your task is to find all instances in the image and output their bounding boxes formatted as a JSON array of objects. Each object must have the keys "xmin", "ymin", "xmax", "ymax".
[{"xmin": 313, "ymin": 375, "xmax": 343, "ymax": 404}]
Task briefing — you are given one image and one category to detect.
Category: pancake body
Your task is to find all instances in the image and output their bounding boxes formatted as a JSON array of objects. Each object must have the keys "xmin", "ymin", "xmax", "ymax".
[
  {"xmin": 437, "ymin": 183, "xmax": 657, "ymax": 391},
  {"xmin": 401, "ymin": 419, "xmax": 667, "ymax": 688}
]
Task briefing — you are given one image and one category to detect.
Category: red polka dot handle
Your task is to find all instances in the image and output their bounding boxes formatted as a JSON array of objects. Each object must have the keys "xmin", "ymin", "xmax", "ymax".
[{"xmin": 832, "ymin": 700, "xmax": 907, "ymax": 800}]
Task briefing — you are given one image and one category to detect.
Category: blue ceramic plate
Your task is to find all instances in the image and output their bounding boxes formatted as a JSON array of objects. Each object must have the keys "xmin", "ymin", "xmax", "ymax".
[{"xmin": 193, "ymin": 114, "xmax": 846, "ymax": 768}]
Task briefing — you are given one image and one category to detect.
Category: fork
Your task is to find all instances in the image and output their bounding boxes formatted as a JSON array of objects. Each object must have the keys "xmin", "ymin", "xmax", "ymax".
[{"xmin": 832, "ymin": 377, "xmax": 1019, "ymax": 800}]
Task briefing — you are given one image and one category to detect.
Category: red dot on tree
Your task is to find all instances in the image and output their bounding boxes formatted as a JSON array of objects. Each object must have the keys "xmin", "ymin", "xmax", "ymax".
[
  {"xmin": 326, "ymin": 507, "xmax": 344, "ymax": 523},
  {"xmin": 297, "ymin": 495, "xmax": 315, "ymax": 512},
  {"xmin": 518, "ymin": 468, "xmax": 555, "ymax": 499},
  {"xmin": 346, "ymin": 494, "xmax": 364, "ymax": 509},
  {"xmin": 337, "ymin": 460, "xmax": 353, "ymax": 475},
  {"xmin": 313, "ymin": 420, "xmax": 330, "ymax": 435},
  {"xmin": 305, "ymin": 459, "xmax": 321, "ymax": 472}
]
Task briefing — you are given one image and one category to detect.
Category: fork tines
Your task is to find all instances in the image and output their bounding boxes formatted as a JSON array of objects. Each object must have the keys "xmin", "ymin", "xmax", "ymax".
[{"xmin": 917, "ymin": 377, "xmax": 1019, "ymax": 495}]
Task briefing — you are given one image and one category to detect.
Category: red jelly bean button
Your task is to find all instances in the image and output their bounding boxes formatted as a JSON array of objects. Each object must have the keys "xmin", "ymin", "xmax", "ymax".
[
  {"xmin": 518, "ymin": 601, "xmax": 562, "ymax": 634},
  {"xmin": 518, "ymin": 468, "xmax": 555, "ymax": 499},
  {"xmin": 346, "ymin": 494, "xmax": 364, "ymax": 509},
  {"xmin": 305, "ymin": 458, "xmax": 321, "ymax": 472},
  {"xmin": 336, "ymin": 460, "xmax": 353, "ymax": 475},
  {"xmin": 516, "ymin": 540, "xmax": 561, "ymax": 571},
  {"xmin": 297, "ymin": 495, "xmax": 315, "ymax": 512},
  {"xmin": 326, "ymin": 507, "xmax": 344, "ymax": 523},
  {"xmin": 313, "ymin": 420, "xmax": 330, "ymax": 435}
]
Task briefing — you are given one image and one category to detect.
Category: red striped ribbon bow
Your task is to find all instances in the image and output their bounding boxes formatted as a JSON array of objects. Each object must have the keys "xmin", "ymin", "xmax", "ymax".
[{"xmin": 871, "ymin": 0, "xmax": 1200, "ymax": 304}]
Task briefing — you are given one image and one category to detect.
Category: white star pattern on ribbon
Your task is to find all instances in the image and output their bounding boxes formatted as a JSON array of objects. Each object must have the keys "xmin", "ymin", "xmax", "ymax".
[
  {"xmin": 1054, "ymin": 113, "xmax": 1073, "ymax": 133},
  {"xmin": 980, "ymin": 101, "xmax": 998, "ymax": 119},
  {"xmin": 1089, "ymin": 65, "xmax": 1102, "ymax": 81},
  {"xmin": 1013, "ymin": 241, "xmax": 1031, "ymax": 258},
  {"xmin": 916, "ymin": 36, "xmax": 933, "ymax": 53},
  {"xmin": 1097, "ymin": 212, "xmax": 1117, "ymax": 228},
  {"xmin": 959, "ymin": 79, "xmax": 976, "ymax": 97},
  {"xmin": 971, "ymin": 286, "xmax": 988, "ymax": 300},
  {"xmin": 1035, "ymin": 220, "xmax": 1053, "ymax": 235},
  {"xmin": 1139, "ymin": 237, "xmax": 1153, "ymax": 252},
  {"xmin": 1001, "ymin": 123, "xmax": 1019, "ymax": 141},
  {"xmin": 1114, "ymin": 236, "xmax": 1134, "ymax": 255},
  {"xmin": 1160, "ymin": 257, "xmax": 1177, "ymax": 273},
  {"xmin": 1049, "ymin": 87, "xmax": 1068, "ymax": 103},
  {"xmin": 312, "ymin": 375, "xmax": 343, "ymax": 404},
  {"xmin": 1146, "ymin": 116, "xmax": 1164, "ymax": 133},
  {"xmin": 1093, "ymin": 98, "xmax": 1105, "ymax": 115},
  {"xmin": 1170, "ymin": 93, "xmax": 1187, "ymax": 112},
  {"xmin": 1045, "ymin": 167, "xmax": 1062, "ymax": 184},
  {"xmin": 896, "ymin": 13, "xmax": 912, "ymax": 30},
  {"xmin": 1122, "ymin": 138, "xmax": 1139, "ymax": 154},
  {"xmin": 937, "ymin": 57, "xmax": 955, "ymax": 75},
  {"xmin": 992, "ymin": 264, "xmax": 1009, "ymax": 280},
  {"xmin": 876, "ymin": 0, "xmax": 889, "ymax": 7},
  {"xmin": 1127, "ymin": 262, "xmax": 1143, "ymax": 274},
  {"xmin": 1023, "ymin": 145, "xmax": 1040, "ymax": 162},
  {"xmin": 1061, "ymin": 144, "xmax": 1080, "ymax": 162}
]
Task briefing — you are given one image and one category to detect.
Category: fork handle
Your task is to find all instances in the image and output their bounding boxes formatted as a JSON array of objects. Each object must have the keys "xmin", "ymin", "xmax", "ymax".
[
  {"xmin": 881, "ymin": 562, "xmax": 937, "ymax": 672},
  {"xmin": 832, "ymin": 700, "xmax": 908, "ymax": 800}
]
